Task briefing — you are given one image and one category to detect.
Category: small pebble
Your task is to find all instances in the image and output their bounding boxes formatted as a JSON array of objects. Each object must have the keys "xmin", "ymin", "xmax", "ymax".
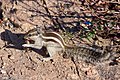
[{"xmin": 0, "ymin": 69, "xmax": 6, "ymax": 74}]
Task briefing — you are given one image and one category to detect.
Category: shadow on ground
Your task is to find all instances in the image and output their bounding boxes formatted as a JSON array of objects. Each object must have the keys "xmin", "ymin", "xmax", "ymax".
[{"xmin": 0, "ymin": 29, "xmax": 49, "ymax": 58}]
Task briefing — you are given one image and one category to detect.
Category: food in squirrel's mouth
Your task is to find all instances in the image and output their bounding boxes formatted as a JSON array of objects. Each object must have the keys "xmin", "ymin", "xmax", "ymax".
[{"xmin": 25, "ymin": 39, "xmax": 35, "ymax": 44}]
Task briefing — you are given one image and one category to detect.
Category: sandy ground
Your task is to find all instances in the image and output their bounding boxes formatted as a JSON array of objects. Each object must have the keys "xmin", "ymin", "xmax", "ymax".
[{"xmin": 0, "ymin": 0, "xmax": 120, "ymax": 80}]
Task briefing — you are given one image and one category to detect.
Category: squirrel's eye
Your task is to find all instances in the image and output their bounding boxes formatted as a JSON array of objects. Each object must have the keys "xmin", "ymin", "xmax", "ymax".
[{"xmin": 28, "ymin": 34, "xmax": 32, "ymax": 36}]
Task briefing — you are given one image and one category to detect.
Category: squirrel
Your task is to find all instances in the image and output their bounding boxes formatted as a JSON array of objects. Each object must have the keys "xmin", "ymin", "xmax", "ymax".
[{"xmin": 22, "ymin": 27, "xmax": 119, "ymax": 64}]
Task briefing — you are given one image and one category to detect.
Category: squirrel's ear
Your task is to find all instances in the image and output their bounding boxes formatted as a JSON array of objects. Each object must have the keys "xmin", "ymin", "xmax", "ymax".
[{"xmin": 34, "ymin": 25, "xmax": 43, "ymax": 34}]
